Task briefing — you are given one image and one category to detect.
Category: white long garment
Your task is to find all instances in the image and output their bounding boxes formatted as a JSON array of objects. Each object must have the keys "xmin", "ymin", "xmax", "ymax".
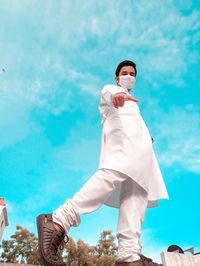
[{"xmin": 98, "ymin": 84, "xmax": 169, "ymax": 208}]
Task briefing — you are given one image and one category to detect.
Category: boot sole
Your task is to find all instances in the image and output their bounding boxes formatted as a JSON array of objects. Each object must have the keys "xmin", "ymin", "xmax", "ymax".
[
  {"xmin": 36, "ymin": 214, "xmax": 58, "ymax": 266},
  {"xmin": 36, "ymin": 214, "xmax": 66, "ymax": 266},
  {"xmin": 36, "ymin": 215, "xmax": 49, "ymax": 266}
]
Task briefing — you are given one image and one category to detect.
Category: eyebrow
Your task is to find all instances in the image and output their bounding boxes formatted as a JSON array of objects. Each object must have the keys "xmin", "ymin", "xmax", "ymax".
[{"xmin": 121, "ymin": 71, "xmax": 136, "ymax": 75}]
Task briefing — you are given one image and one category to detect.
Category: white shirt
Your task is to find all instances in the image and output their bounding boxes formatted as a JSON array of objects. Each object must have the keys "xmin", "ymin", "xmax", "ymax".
[{"xmin": 98, "ymin": 84, "xmax": 169, "ymax": 208}]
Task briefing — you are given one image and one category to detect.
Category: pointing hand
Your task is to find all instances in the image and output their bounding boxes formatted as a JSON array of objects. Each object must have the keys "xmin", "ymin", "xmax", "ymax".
[{"xmin": 112, "ymin": 93, "xmax": 139, "ymax": 108}]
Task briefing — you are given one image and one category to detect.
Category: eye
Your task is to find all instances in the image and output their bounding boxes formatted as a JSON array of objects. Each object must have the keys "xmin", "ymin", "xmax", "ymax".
[
  {"xmin": 130, "ymin": 72, "xmax": 136, "ymax": 77},
  {"xmin": 121, "ymin": 72, "xmax": 128, "ymax": 75}
]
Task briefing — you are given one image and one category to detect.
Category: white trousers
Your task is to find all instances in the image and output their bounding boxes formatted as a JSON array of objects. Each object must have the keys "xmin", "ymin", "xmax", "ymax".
[{"xmin": 52, "ymin": 169, "xmax": 148, "ymax": 262}]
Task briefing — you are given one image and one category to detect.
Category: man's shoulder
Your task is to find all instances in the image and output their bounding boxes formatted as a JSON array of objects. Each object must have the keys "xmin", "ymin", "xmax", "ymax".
[
  {"xmin": 101, "ymin": 84, "xmax": 130, "ymax": 96},
  {"xmin": 101, "ymin": 84, "xmax": 121, "ymax": 93},
  {"xmin": 102, "ymin": 84, "xmax": 118, "ymax": 90}
]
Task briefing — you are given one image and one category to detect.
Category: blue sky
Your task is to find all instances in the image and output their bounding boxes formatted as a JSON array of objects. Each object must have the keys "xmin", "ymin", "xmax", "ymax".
[{"xmin": 0, "ymin": 0, "xmax": 200, "ymax": 262}]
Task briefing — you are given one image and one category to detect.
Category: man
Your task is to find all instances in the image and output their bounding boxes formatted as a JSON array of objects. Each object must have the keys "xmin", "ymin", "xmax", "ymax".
[{"xmin": 36, "ymin": 60, "xmax": 169, "ymax": 266}]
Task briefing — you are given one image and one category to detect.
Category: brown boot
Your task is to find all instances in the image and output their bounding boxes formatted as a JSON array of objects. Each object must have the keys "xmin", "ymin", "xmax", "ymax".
[
  {"xmin": 140, "ymin": 255, "xmax": 163, "ymax": 266},
  {"xmin": 115, "ymin": 259, "xmax": 144, "ymax": 266},
  {"xmin": 115, "ymin": 255, "xmax": 163, "ymax": 266},
  {"xmin": 36, "ymin": 213, "xmax": 68, "ymax": 266}
]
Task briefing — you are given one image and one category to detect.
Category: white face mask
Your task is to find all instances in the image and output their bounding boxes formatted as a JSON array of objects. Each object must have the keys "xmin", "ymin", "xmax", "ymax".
[{"xmin": 118, "ymin": 75, "xmax": 136, "ymax": 90}]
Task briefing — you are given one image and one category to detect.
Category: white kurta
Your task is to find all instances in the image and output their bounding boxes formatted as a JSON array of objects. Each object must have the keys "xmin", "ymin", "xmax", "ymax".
[{"xmin": 98, "ymin": 84, "xmax": 169, "ymax": 208}]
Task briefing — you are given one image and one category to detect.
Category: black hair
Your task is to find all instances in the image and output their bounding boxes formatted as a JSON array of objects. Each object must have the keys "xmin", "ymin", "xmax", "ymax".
[{"xmin": 115, "ymin": 60, "xmax": 137, "ymax": 77}]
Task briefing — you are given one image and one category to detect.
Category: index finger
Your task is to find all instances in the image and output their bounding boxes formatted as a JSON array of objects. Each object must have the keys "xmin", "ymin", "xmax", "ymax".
[
  {"xmin": 124, "ymin": 95, "xmax": 139, "ymax": 102},
  {"xmin": 130, "ymin": 97, "xmax": 139, "ymax": 103}
]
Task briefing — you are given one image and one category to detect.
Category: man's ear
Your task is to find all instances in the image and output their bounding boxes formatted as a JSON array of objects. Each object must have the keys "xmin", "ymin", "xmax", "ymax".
[{"xmin": 115, "ymin": 76, "xmax": 119, "ymax": 84}]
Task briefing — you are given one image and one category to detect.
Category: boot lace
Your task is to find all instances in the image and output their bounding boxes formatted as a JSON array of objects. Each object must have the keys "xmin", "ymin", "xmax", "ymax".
[
  {"xmin": 141, "ymin": 254, "xmax": 153, "ymax": 263},
  {"xmin": 43, "ymin": 225, "xmax": 69, "ymax": 261}
]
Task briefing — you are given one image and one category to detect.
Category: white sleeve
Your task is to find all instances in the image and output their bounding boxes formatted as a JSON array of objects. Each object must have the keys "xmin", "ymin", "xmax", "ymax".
[{"xmin": 101, "ymin": 84, "xmax": 129, "ymax": 103}]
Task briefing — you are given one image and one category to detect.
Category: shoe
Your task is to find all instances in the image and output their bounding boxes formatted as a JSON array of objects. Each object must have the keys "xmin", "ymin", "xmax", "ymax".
[
  {"xmin": 36, "ymin": 213, "xmax": 68, "ymax": 266},
  {"xmin": 115, "ymin": 259, "xmax": 144, "ymax": 266},
  {"xmin": 140, "ymin": 255, "xmax": 163, "ymax": 266},
  {"xmin": 115, "ymin": 255, "xmax": 163, "ymax": 266}
]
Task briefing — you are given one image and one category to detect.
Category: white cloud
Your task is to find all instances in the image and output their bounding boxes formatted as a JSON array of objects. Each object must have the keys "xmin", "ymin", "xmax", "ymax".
[
  {"xmin": 0, "ymin": 0, "xmax": 199, "ymax": 185},
  {"xmin": 0, "ymin": 88, "xmax": 32, "ymax": 148},
  {"xmin": 66, "ymin": 68, "xmax": 101, "ymax": 96},
  {"xmin": 1, "ymin": 0, "xmax": 199, "ymax": 119},
  {"xmin": 55, "ymin": 121, "xmax": 101, "ymax": 181},
  {"xmin": 119, "ymin": 7, "xmax": 200, "ymax": 86},
  {"xmin": 148, "ymin": 104, "xmax": 200, "ymax": 174}
]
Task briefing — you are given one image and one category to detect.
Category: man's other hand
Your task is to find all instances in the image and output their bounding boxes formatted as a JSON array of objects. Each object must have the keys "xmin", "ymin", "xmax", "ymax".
[{"xmin": 112, "ymin": 93, "xmax": 139, "ymax": 108}]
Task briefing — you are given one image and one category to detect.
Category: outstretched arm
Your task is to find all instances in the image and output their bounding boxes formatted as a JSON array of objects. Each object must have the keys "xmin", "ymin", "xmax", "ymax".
[{"xmin": 112, "ymin": 92, "xmax": 139, "ymax": 108}]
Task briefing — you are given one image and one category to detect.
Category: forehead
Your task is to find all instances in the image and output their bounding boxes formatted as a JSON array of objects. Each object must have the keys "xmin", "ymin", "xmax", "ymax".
[{"xmin": 119, "ymin": 65, "xmax": 135, "ymax": 74}]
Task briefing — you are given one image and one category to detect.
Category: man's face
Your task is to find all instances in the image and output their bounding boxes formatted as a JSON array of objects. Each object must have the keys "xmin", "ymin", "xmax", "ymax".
[{"xmin": 115, "ymin": 65, "xmax": 136, "ymax": 84}]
